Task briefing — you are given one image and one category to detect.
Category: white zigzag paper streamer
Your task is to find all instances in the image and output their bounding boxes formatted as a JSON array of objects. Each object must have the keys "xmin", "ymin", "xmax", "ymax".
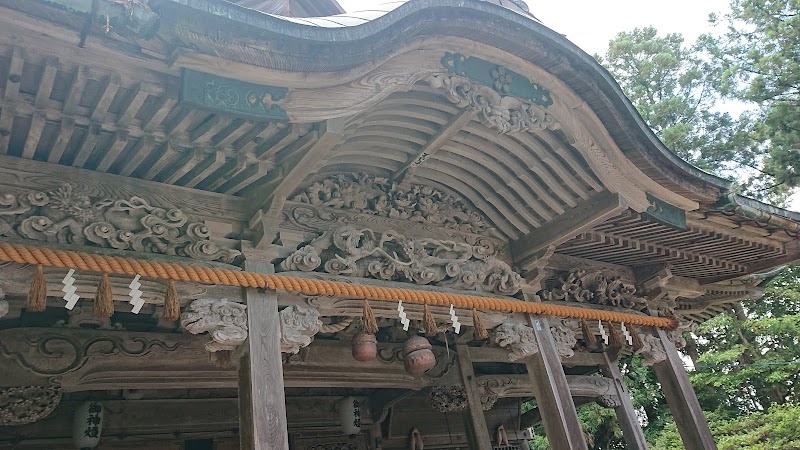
[
  {"xmin": 598, "ymin": 320, "xmax": 609, "ymax": 345},
  {"xmin": 397, "ymin": 301, "xmax": 409, "ymax": 331},
  {"xmin": 61, "ymin": 269, "xmax": 80, "ymax": 310},
  {"xmin": 621, "ymin": 322, "xmax": 633, "ymax": 346},
  {"xmin": 128, "ymin": 275, "xmax": 144, "ymax": 314},
  {"xmin": 449, "ymin": 304, "xmax": 461, "ymax": 334}
]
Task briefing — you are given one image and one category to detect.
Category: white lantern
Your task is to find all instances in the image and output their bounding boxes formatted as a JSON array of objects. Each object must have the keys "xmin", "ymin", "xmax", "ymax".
[
  {"xmin": 73, "ymin": 401, "xmax": 103, "ymax": 449},
  {"xmin": 338, "ymin": 396, "xmax": 361, "ymax": 435}
]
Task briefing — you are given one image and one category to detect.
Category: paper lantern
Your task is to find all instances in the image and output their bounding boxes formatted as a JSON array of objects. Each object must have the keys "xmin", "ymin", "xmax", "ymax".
[
  {"xmin": 73, "ymin": 401, "xmax": 103, "ymax": 449},
  {"xmin": 338, "ymin": 396, "xmax": 361, "ymax": 435}
]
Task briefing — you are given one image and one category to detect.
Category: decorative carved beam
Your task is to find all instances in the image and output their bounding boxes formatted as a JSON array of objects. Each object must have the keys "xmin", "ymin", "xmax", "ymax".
[
  {"xmin": 512, "ymin": 191, "xmax": 625, "ymax": 271},
  {"xmin": 474, "ymin": 374, "xmax": 619, "ymax": 406},
  {"xmin": 391, "ymin": 108, "xmax": 476, "ymax": 184},
  {"xmin": 249, "ymin": 118, "xmax": 347, "ymax": 247}
]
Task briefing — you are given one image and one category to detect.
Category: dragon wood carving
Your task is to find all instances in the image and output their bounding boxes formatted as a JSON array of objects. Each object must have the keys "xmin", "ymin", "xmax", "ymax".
[
  {"xmin": 0, "ymin": 184, "xmax": 239, "ymax": 263},
  {"xmin": 279, "ymin": 225, "xmax": 522, "ymax": 295},
  {"xmin": 292, "ymin": 174, "xmax": 497, "ymax": 236},
  {"xmin": 539, "ymin": 268, "xmax": 649, "ymax": 311}
]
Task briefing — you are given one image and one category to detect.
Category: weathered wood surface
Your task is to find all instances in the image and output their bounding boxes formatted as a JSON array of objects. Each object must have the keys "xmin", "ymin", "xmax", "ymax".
[
  {"xmin": 456, "ymin": 343, "xmax": 493, "ymax": 449},
  {"xmin": 239, "ymin": 261, "xmax": 289, "ymax": 450},
  {"xmin": 600, "ymin": 351, "xmax": 648, "ymax": 450},
  {"xmin": 653, "ymin": 328, "xmax": 718, "ymax": 450},
  {"xmin": 525, "ymin": 315, "xmax": 588, "ymax": 450}
]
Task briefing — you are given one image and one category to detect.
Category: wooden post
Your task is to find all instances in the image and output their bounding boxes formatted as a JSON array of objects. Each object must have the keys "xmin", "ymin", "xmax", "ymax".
[
  {"xmin": 599, "ymin": 352, "xmax": 648, "ymax": 450},
  {"xmin": 238, "ymin": 261, "xmax": 289, "ymax": 450},
  {"xmin": 456, "ymin": 343, "xmax": 493, "ymax": 449},
  {"xmin": 652, "ymin": 328, "xmax": 717, "ymax": 450},
  {"xmin": 524, "ymin": 315, "xmax": 588, "ymax": 450}
]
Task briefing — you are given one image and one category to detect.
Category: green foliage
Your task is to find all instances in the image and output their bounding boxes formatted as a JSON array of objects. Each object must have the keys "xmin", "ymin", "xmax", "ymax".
[
  {"xmin": 598, "ymin": 27, "xmax": 762, "ymax": 194},
  {"xmin": 652, "ymin": 404, "xmax": 800, "ymax": 450}
]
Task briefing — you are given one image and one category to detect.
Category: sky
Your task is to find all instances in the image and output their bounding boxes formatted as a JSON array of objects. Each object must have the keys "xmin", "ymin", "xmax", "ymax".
[
  {"xmin": 336, "ymin": 0, "xmax": 800, "ymax": 212},
  {"xmin": 337, "ymin": 0, "xmax": 731, "ymax": 57}
]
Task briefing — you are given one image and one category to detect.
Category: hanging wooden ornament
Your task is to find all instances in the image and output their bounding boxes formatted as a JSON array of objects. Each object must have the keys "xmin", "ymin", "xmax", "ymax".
[
  {"xmin": 162, "ymin": 280, "xmax": 180, "ymax": 321},
  {"xmin": 423, "ymin": 303, "xmax": 437, "ymax": 337},
  {"xmin": 580, "ymin": 319, "xmax": 596, "ymax": 348},
  {"xmin": 93, "ymin": 273, "xmax": 114, "ymax": 318},
  {"xmin": 472, "ymin": 308, "xmax": 488, "ymax": 340},
  {"xmin": 362, "ymin": 299, "xmax": 378, "ymax": 335},
  {"xmin": 27, "ymin": 264, "xmax": 47, "ymax": 312}
]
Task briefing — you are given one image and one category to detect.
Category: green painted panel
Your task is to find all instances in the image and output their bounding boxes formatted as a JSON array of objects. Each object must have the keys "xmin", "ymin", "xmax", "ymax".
[
  {"xmin": 179, "ymin": 69, "xmax": 289, "ymax": 121},
  {"xmin": 441, "ymin": 52, "xmax": 553, "ymax": 107},
  {"xmin": 644, "ymin": 193, "xmax": 687, "ymax": 230}
]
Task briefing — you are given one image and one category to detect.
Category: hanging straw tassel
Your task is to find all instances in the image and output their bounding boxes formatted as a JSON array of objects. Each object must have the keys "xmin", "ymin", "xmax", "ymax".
[
  {"xmin": 630, "ymin": 324, "xmax": 645, "ymax": 352},
  {"xmin": 472, "ymin": 308, "xmax": 489, "ymax": 341},
  {"xmin": 608, "ymin": 321, "xmax": 624, "ymax": 348},
  {"xmin": 93, "ymin": 272, "xmax": 114, "ymax": 318},
  {"xmin": 27, "ymin": 264, "xmax": 47, "ymax": 312},
  {"xmin": 580, "ymin": 319, "xmax": 596, "ymax": 349},
  {"xmin": 423, "ymin": 303, "xmax": 438, "ymax": 337},
  {"xmin": 162, "ymin": 280, "xmax": 180, "ymax": 321},
  {"xmin": 362, "ymin": 299, "xmax": 379, "ymax": 335}
]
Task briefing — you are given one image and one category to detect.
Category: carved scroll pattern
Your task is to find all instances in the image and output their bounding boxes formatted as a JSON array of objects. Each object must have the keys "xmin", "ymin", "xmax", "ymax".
[
  {"xmin": 426, "ymin": 74, "xmax": 559, "ymax": 134},
  {"xmin": 280, "ymin": 305, "xmax": 322, "ymax": 355},
  {"xmin": 0, "ymin": 386, "xmax": 62, "ymax": 426},
  {"xmin": 280, "ymin": 225, "xmax": 522, "ymax": 295},
  {"xmin": 292, "ymin": 174, "xmax": 497, "ymax": 236},
  {"xmin": 0, "ymin": 184, "xmax": 239, "ymax": 263},
  {"xmin": 540, "ymin": 268, "xmax": 649, "ymax": 312},
  {"xmin": 494, "ymin": 322, "xmax": 538, "ymax": 362},
  {"xmin": 283, "ymin": 203, "xmax": 509, "ymax": 256},
  {"xmin": 0, "ymin": 333, "xmax": 181, "ymax": 378},
  {"xmin": 181, "ymin": 299, "xmax": 248, "ymax": 353}
]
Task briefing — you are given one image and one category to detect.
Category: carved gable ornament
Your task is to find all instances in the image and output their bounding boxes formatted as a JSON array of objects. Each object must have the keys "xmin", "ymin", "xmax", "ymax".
[
  {"xmin": 280, "ymin": 225, "xmax": 523, "ymax": 295},
  {"xmin": 292, "ymin": 174, "xmax": 498, "ymax": 236},
  {"xmin": 0, "ymin": 184, "xmax": 240, "ymax": 263},
  {"xmin": 539, "ymin": 268, "xmax": 649, "ymax": 312}
]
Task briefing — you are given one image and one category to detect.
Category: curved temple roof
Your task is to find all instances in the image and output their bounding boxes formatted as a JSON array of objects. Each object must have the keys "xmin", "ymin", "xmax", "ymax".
[{"xmin": 0, "ymin": 0, "xmax": 798, "ymax": 322}]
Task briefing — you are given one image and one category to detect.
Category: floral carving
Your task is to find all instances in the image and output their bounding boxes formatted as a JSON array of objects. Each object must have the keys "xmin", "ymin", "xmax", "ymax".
[
  {"xmin": 279, "ymin": 225, "xmax": 522, "ymax": 295},
  {"xmin": 550, "ymin": 319, "xmax": 578, "ymax": 358},
  {"xmin": 427, "ymin": 386, "xmax": 469, "ymax": 413},
  {"xmin": 292, "ymin": 173, "xmax": 496, "ymax": 236},
  {"xmin": 635, "ymin": 334, "xmax": 667, "ymax": 366},
  {"xmin": 494, "ymin": 322, "xmax": 539, "ymax": 362},
  {"xmin": 426, "ymin": 74, "xmax": 559, "ymax": 134},
  {"xmin": 181, "ymin": 299, "xmax": 248, "ymax": 353},
  {"xmin": 539, "ymin": 268, "xmax": 648, "ymax": 311},
  {"xmin": 0, "ymin": 386, "xmax": 62, "ymax": 426},
  {"xmin": 280, "ymin": 305, "xmax": 322, "ymax": 354},
  {"xmin": 0, "ymin": 184, "xmax": 239, "ymax": 263}
]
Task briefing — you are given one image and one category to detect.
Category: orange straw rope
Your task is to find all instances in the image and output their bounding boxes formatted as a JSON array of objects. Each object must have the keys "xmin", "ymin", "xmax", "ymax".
[{"xmin": 0, "ymin": 241, "xmax": 675, "ymax": 328}]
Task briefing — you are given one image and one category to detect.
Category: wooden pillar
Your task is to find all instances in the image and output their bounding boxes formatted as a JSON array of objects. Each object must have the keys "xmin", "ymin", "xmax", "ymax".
[
  {"xmin": 599, "ymin": 352, "xmax": 648, "ymax": 449},
  {"xmin": 652, "ymin": 327, "xmax": 717, "ymax": 450},
  {"xmin": 238, "ymin": 261, "xmax": 289, "ymax": 450},
  {"xmin": 524, "ymin": 315, "xmax": 588, "ymax": 450},
  {"xmin": 456, "ymin": 343, "xmax": 493, "ymax": 449}
]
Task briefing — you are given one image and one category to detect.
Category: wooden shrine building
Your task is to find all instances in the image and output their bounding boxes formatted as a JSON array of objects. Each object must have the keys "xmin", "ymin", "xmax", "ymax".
[{"xmin": 0, "ymin": 0, "xmax": 798, "ymax": 449}]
